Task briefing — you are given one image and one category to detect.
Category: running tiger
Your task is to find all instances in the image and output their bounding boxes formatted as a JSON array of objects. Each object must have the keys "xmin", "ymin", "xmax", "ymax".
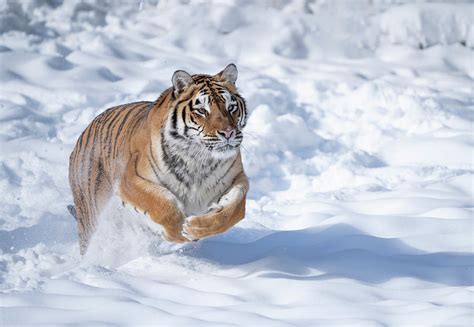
[{"xmin": 68, "ymin": 64, "xmax": 249, "ymax": 255}]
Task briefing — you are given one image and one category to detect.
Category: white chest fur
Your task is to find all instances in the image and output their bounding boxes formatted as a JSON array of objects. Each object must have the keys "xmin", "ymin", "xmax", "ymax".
[
  {"xmin": 156, "ymin": 138, "xmax": 239, "ymax": 216},
  {"xmin": 183, "ymin": 158, "xmax": 236, "ymax": 215}
]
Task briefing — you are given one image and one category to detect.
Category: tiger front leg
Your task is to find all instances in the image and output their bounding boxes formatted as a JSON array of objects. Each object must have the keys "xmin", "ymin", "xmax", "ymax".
[
  {"xmin": 183, "ymin": 173, "xmax": 248, "ymax": 240},
  {"xmin": 119, "ymin": 155, "xmax": 190, "ymax": 243}
]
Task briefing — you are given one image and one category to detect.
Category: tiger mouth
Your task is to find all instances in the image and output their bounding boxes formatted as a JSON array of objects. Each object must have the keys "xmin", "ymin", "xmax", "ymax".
[
  {"xmin": 204, "ymin": 142, "xmax": 239, "ymax": 152},
  {"xmin": 215, "ymin": 144, "xmax": 238, "ymax": 152}
]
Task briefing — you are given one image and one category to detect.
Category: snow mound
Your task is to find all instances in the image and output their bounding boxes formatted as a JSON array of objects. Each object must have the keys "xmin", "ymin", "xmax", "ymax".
[{"xmin": 378, "ymin": 3, "xmax": 474, "ymax": 48}]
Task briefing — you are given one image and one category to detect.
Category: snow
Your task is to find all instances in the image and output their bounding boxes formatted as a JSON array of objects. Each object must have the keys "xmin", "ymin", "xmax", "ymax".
[{"xmin": 1, "ymin": 0, "xmax": 473, "ymax": 325}]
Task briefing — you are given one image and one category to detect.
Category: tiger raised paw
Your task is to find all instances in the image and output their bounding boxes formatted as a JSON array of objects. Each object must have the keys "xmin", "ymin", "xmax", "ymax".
[{"xmin": 68, "ymin": 64, "xmax": 249, "ymax": 255}]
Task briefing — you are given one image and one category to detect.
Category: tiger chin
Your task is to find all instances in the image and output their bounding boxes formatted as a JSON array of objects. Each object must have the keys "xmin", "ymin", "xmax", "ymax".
[{"xmin": 68, "ymin": 64, "xmax": 249, "ymax": 255}]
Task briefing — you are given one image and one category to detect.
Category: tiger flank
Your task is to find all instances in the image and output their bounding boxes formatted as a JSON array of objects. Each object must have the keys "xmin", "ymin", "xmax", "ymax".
[{"xmin": 68, "ymin": 64, "xmax": 249, "ymax": 255}]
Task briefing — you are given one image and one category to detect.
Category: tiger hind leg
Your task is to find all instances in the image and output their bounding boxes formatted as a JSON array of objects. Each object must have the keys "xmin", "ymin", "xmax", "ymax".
[
  {"xmin": 71, "ymin": 180, "xmax": 112, "ymax": 255},
  {"xmin": 73, "ymin": 197, "xmax": 98, "ymax": 255}
]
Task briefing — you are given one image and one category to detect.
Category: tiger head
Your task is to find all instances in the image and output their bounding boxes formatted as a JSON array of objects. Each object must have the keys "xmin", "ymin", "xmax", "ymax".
[{"xmin": 167, "ymin": 64, "xmax": 247, "ymax": 159}]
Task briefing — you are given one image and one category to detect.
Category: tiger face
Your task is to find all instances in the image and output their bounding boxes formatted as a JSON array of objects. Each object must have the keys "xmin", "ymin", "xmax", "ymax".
[{"xmin": 168, "ymin": 64, "xmax": 247, "ymax": 159}]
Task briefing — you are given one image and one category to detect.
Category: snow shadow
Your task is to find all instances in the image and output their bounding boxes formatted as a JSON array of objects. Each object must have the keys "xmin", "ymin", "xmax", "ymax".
[
  {"xmin": 185, "ymin": 224, "xmax": 474, "ymax": 287},
  {"xmin": 0, "ymin": 213, "xmax": 76, "ymax": 253}
]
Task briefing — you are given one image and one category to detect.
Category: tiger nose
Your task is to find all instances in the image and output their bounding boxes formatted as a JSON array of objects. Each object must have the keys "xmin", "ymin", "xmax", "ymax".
[{"xmin": 217, "ymin": 128, "xmax": 235, "ymax": 140}]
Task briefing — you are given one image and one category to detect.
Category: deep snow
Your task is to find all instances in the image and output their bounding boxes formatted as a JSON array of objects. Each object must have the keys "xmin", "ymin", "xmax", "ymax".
[{"xmin": 0, "ymin": 0, "xmax": 473, "ymax": 325}]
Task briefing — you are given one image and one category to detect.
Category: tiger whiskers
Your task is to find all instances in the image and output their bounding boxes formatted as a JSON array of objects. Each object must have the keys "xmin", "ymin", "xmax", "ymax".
[
  {"xmin": 242, "ymin": 131, "xmax": 263, "ymax": 140},
  {"xmin": 239, "ymin": 144, "xmax": 250, "ymax": 154}
]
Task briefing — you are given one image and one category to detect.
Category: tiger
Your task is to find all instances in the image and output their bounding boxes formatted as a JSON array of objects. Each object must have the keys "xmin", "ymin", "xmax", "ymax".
[{"xmin": 68, "ymin": 64, "xmax": 249, "ymax": 255}]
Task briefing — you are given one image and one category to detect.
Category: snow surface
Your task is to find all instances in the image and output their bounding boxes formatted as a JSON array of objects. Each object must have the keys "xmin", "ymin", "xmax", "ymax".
[{"xmin": 1, "ymin": 0, "xmax": 473, "ymax": 325}]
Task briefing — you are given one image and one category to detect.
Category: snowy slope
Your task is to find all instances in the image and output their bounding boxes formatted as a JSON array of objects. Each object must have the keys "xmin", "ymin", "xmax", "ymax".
[{"xmin": 1, "ymin": 0, "xmax": 473, "ymax": 325}]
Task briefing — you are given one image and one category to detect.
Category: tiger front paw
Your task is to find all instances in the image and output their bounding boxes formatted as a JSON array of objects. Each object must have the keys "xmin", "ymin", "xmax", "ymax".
[
  {"xmin": 207, "ymin": 202, "xmax": 223, "ymax": 213},
  {"xmin": 182, "ymin": 213, "xmax": 224, "ymax": 241},
  {"xmin": 163, "ymin": 226, "xmax": 192, "ymax": 243}
]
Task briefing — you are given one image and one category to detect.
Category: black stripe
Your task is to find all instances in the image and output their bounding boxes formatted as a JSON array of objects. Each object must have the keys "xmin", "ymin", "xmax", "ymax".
[
  {"xmin": 236, "ymin": 96, "xmax": 246, "ymax": 127},
  {"xmin": 211, "ymin": 157, "xmax": 237, "ymax": 190},
  {"xmin": 112, "ymin": 106, "xmax": 138, "ymax": 158},
  {"xmin": 149, "ymin": 141, "xmax": 160, "ymax": 174},
  {"xmin": 176, "ymin": 94, "xmax": 194, "ymax": 107},
  {"xmin": 206, "ymin": 81, "xmax": 223, "ymax": 105},
  {"xmin": 189, "ymin": 114, "xmax": 198, "ymax": 125},
  {"xmin": 76, "ymin": 133, "xmax": 84, "ymax": 152},
  {"xmin": 76, "ymin": 189, "xmax": 88, "ymax": 232},
  {"xmin": 161, "ymin": 131, "xmax": 190, "ymax": 188},
  {"xmin": 128, "ymin": 106, "xmax": 147, "ymax": 137},
  {"xmin": 156, "ymin": 88, "xmax": 171, "ymax": 106},
  {"xmin": 200, "ymin": 160, "xmax": 220, "ymax": 181},
  {"xmin": 105, "ymin": 107, "xmax": 127, "ymax": 162},
  {"xmin": 147, "ymin": 157, "xmax": 161, "ymax": 182},
  {"xmin": 86, "ymin": 124, "xmax": 100, "ymax": 214},
  {"xmin": 187, "ymin": 126, "xmax": 200, "ymax": 132},
  {"xmin": 93, "ymin": 160, "xmax": 105, "ymax": 206},
  {"xmin": 97, "ymin": 113, "xmax": 109, "ymax": 159},
  {"xmin": 182, "ymin": 102, "xmax": 189, "ymax": 135},
  {"xmin": 133, "ymin": 155, "xmax": 152, "ymax": 182},
  {"xmin": 168, "ymin": 129, "xmax": 186, "ymax": 140},
  {"xmin": 171, "ymin": 106, "xmax": 178, "ymax": 130},
  {"xmin": 81, "ymin": 124, "xmax": 94, "ymax": 163},
  {"xmin": 193, "ymin": 75, "xmax": 210, "ymax": 83}
]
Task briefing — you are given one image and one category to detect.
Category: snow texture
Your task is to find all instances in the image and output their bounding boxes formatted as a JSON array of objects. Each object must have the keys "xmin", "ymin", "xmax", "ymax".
[{"xmin": 1, "ymin": 0, "xmax": 473, "ymax": 325}]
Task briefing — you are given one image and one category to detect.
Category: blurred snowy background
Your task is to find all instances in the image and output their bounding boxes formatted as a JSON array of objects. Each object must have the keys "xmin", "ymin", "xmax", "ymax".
[{"xmin": 0, "ymin": 0, "xmax": 473, "ymax": 325}]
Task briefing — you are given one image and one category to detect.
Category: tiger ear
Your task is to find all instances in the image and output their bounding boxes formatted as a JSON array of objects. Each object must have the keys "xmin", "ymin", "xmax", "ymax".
[
  {"xmin": 172, "ymin": 70, "xmax": 194, "ymax": 96},
  {"xmin": 218, "ymin": 63, "xmax": 238, "ymax": 84}
]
